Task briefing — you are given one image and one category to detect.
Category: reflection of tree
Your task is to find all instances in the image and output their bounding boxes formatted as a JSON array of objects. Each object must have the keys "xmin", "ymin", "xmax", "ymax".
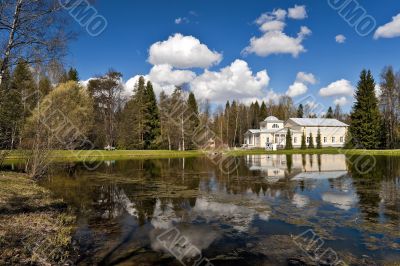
[
  {"xmin": 286, "ymin": 154, "xmax": 292, "ymax": 174},
  {"xmin": 317, "ymin": 155, "xmax": 321, "ymax": 172},
  {"xmin": 348, "ymin": 155, "xmax": 400, "ymax": 221}
]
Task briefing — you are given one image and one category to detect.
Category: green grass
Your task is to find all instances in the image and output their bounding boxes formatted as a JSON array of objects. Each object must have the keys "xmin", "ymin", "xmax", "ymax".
[{"xmin": 4, "ymin": 148, "xmax": 400, "ymax": 163}]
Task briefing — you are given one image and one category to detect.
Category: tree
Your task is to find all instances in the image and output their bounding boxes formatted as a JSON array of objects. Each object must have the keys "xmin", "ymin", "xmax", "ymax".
[
  {"xmin": 301, "ymin": 132, "xmax": 307, "ymax": 150},
  {"xmin": 67, "ymin": 68, "xmax": 79, "ymax": 82},
  {"xmin": 187, "ymin": 92, "xmax": 200, "ymax": 150},
  {"xmin": 334, "ymin": 104, "xmax": 342, "ymax": 121},
  {"xmin": 87, "ymin": 70, "xmax": 124, "ymax": 148},
  {"xmin": 326, "ymin": 107, "xmax": 334, "ymax": 118},
  {"xmin": 143, "ymin": 81, "xmax": 160, "ymax": 149},
  {"xmin": 0, "ymin": 0, "xmax": 73, "ymax": 86},
  {"xmin": 0, "ymin": 60, "xmax": 36, "ymax": 148},
  {"xmin": 297, "ymin": 104, "xmax": 304, "ymax": 118},
  {"xmin": 23, "ymin": 81, "xmax": 93, "ymax": 178},
  {"xmin": 158, "ymin": 91, "xmax": 174, "ymax": 150},
  {"xmin": 285, "ymin": 129, "xmax": 293, "ymax": 150},
  {"xmin": 308, "ymin": 133, "xmax": 315, "ymax": 149},
  {"xmin": 38, "ymin": 76, "xmax": 52, "ymax": 96},
  {"xmin": 259, "ymin": 101, "xmax": 268, "ymax": 121},
  {"xmin": 316, "ymin": 129, "xmax": 322, "ymax": 149},
  {"xmin": 349, "ymin": 70, "xmax": 381, "ymax": 149},
  {"xmin": 379, "ymin": 66, "xmax": 398, "ymax": 149}
]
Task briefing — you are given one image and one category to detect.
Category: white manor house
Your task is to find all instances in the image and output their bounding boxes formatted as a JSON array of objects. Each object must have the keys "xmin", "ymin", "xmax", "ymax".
[{"xmin": 244, "ymin": 116, "xmax": 349, "ymax": 149}]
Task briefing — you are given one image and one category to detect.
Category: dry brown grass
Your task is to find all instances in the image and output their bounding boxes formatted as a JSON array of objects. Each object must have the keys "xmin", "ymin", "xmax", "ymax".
[{"xmin": 0, "ymin": 172, "xmax": 76, "ymax": 265}]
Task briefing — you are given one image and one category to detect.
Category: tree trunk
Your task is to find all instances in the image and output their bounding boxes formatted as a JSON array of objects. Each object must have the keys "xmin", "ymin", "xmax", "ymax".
[{"xmin": 0, "ymin": 0, "xmax": 23, "ymax": 87}]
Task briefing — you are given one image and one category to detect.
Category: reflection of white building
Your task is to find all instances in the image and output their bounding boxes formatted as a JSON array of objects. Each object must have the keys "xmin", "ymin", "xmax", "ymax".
[
  {"xmin": 246, "ymin": 154, "xmax": 348, "ymax": 180},
  {"xmin": 244, "ymin": 116, "xmax": 349, "ymax": 149}
]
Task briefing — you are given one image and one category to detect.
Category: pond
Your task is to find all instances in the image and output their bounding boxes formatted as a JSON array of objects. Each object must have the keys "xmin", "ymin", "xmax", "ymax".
[{"xmin": 18, "ymin": 154, "xmax": 400, "ymax": 265}]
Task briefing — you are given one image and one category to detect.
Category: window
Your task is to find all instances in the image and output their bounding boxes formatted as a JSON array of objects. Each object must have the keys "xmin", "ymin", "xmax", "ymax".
[
  {"xmin": 272, "ymin": 124, "xmax": 279, "ymax": 129},
  {"xmin": 267, "ymin": 137, "xmax": 270, "ymax": 143},
  {"xmin": 332, "ymin": 137, "xmax": 335, "ymax": 143},
  {"xmin": 340, "ymin": 136, "xmax": 344, "ymax": 143},
  {"xmin": 324, "ymin": 137, "xmax": 327, "ymax": 143},
  {"xmin": 294, "ymin": 137, "xmax": 297, "ymax": 143}
]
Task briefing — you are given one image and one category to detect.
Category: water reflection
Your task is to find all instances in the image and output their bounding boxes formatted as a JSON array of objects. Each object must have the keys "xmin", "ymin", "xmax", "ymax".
[{"xmin": 36, "ymin": 155, "xmax": 400, "ymax": 265}]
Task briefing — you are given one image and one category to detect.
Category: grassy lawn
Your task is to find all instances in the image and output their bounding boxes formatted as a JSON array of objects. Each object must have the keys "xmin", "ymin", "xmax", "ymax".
[
  {"xmin": 3, "ymin": 148, "xmax": 400, "ymax": 163},
  {"xmin": 0, "ymin": 172, "xmax": 76, "ymax": 265}
]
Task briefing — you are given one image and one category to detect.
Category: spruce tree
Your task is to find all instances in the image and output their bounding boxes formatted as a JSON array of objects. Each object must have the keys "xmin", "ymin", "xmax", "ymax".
[
  {"xmin": 301, "ymin": 132, "xmax": 307, "ymax": 150},
  {"xmin": 144, "ymin": 81, "xmax": 160, "ymax": 149},
  {"xmin": 316, "ymin": 129, "xmax": 322, "ymax": 149},
  {"xmin": 285, "ymin": 129, "xmax": 293, "ymax": 150},
  {"xmin": 308, "ymin": 133, "xmax": 315, "ymax": 149},
  {"xmin": 326, "ymin": 107, "xmax": 334, "ymax": 118},
  {"xmin": 349, "ymin": 70, "xmax": 381, "ymax": 149},
  {"xmin": 67, "ymin": 68, "xmax": 79, "ymax": 81},
  {"xmin": 297, "ymin": 104, "xmax": 304, "ymax": 118},
  {"xmin": 259, "ymin": 101, "xmax": 268, "ymax": 121},
  {"xmin": 187, "ymin": 92, "xmax": 200, "ymax": 150}
]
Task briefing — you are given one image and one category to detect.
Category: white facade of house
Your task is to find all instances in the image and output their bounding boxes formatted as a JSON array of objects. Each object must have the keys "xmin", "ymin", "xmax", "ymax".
[{"xmin": 244, "ymin": 116, "xmax": 349, "ymax": 149}]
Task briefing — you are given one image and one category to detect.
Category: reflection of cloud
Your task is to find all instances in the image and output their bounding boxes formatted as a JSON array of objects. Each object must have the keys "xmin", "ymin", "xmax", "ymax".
[
  {"xmin": 292, "ymin": 171, "xmax": 347, "ymax": 181},
  {"xmin": 150, "ymin": 225, "xmax": 220, "ymax": 258},
  {"xmin": 292, "ymin": 193, "xmax": 310, "ymax": 208},
  {"xmin": 151, "ymin": 200, "xmax": 181, "ymax": 229},
  {"xmin": 322, "ymin": 191, "xmax": 358, "ymax": 211},
  {"xmin": 194, "ymin": 197, "xmax": 270, "ymax": 231}
]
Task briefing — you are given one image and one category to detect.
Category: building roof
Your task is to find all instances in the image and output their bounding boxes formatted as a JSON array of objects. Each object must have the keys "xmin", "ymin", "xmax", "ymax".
[
  {"xmin": 264, "ymin": 116, "xmax": 283, "ymax": 122},
  {"xmin": 287, "ymin": 118, "xmax": 349, "ymax": 127}
]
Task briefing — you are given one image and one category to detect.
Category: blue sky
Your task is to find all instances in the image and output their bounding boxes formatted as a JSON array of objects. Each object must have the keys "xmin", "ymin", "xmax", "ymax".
[{"xmin": 66, "ymin": 0, "xmax": 400, "ymax": 112}]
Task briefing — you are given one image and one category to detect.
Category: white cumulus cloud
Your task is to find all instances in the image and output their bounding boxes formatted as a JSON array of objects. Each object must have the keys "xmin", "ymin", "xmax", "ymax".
[
  {"xmin": 333, "ymin": 96, "xmax": 348, "ymax": 106},
  {"xmin": 243, "ymin": 26, "xmax": 311, "ymax": 57},
  {"xmin": 296, "ymin": 72, "xmax": 317, "ymax": 85},
  {"xmin": 335, "ymin": 34, "xmax": 346, "ymax": 43},
  {"xmin": 288, "ymin": 5, "xmax": 307, "ymax": 20},
  {"xmin": 319, "ymin": 79, "xmax": 354, "ymax": 97},
  {"xmin": 260, "ymin": 20, "xmax": 286, "ymax": 32},
  {"xmin": 148, "ymin": 33, "xmax": 222, "ymax": 69},
  {"xmin": 148, "ymin": 64, "xmax": 195, "ymax": 86},
  {"xmin": 374, "ymin": 13, "xmax": 400, "ymax": 39},
  {"xmin": 190, "ymin": 59, "xmax": 270, "ymax": 103},
  {"xmin": 287, "ymin": 82, "xmax": 308, "ymax": 98}
]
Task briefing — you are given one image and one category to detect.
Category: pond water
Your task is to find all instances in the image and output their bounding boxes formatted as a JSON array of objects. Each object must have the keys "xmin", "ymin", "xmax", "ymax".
[{"xmin": 20, "ymin": 154, "xmax": 400, "ymax": 265}]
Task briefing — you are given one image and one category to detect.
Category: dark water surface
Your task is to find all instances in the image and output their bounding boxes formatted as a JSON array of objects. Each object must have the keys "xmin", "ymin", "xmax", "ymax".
[{"xmin": 30, "ymin": 155, "xmax": 400, "ymax": 265}]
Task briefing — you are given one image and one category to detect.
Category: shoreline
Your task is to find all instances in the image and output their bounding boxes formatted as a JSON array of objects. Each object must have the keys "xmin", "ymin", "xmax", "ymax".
[
  {"xmin": 0, "ymin": 172, "xmax": 76, "ymax": 265},
  {"xmin": 3, "ymin": 148, "xmax": 400, "ymax": 163}
]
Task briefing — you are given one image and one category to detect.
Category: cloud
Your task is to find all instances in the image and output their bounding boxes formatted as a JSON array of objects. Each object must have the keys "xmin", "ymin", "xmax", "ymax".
[
  {"xmin": 148, "ymin": 33, "xmax": 222, "ymax": 69},
  {"xmin": 256, "ymin": 9, "xmax": 287, "ymax": 24},
  {"xmin": 148, "ymin": 64, "xmax": 196, "ymax": 86},
  {"xmin": 335, "ymin": 34, "xmax": 346, "ymax": 43},
  {"xmin": 190, "ymin": 59, "xmax": 271, "ymax": 103},
  {"xmin": 287, "ymin": 82, "xmax": 308, "ymax": 98},
  {"xmin": 288, "ymin": 5, "xmax": 307, "ymax": 20},
  {"xmin": 243, "ymin": 26, "xmax": 311, "ymax": 57},
  {"xmin": 374, "ymin": 13, "xmax": 400, "ymax": 39},
  {"xmin": 260, "ymin": 20, "xmax": 286, "ymax": 32},
  {"xmin": 296, "ymin": 72, "xmax": 317, "ymax": 84},
  {"xmin": 175, "ymin": 17, "xmax": 189, "ymax": 24},
  {"xmin": 319, "ymin": 79, "xmax": 354, "ymax": 97},
  {"xmin": 333, "ymin": 96, "xmax": 348, "ymax": 106},
  {"xmin": 375, "ymin": 84, "xmax": 382, "ymax": 98}
]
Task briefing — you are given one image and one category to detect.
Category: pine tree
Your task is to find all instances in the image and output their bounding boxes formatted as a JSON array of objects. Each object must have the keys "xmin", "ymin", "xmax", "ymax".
[
  {"xmin": 285, "ymin": 129, "xmax": 293, "ymax": 150},
  {"xmin": 349, "ymin": 70, "xmax": 381, "ymax": 149},
  {"xmin": 187, "ymin": 92, "xmax": 200, "ymax": 150},
  {"xmin": 297, "ymin": 104, "xmax": 304, "ymax": 118},
  {"xmin": 144, "ymin": 81, "xmax": 160, "ymax": 149},
  {"xmin": 259, "ymin": 101, "xmax": 268, "ymax": 121},
  {"xmin": 301, "ymin": 132, "xmax": 307, "ymax": 150},
  {"xmin": 316, "ymin": 129, "xmax": 322, "ymax": 149},
  {"xmin": 308, "ymin": 133, "xmax": 315, "ymax": 149},
  {"xmin": 38, "ymin": 76, "xmax": 52, "ymax": 96},
  {"xmin": 67, "ymin": 67, "xmax": 79, "ymax": 81},
  {"xmin": 326, "ymin": 107, "xmax": 334, "ymax": 118}
]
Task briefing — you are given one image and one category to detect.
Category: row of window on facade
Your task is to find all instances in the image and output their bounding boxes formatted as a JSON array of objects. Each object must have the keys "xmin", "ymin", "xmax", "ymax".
[{"xmin": 299, "ymin": 136, "xmax": 345, "ymax": 144}]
